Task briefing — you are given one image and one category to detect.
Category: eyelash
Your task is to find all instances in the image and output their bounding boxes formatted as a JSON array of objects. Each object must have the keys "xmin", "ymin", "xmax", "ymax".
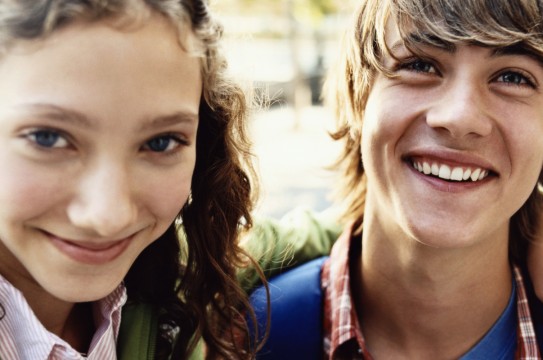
[
  {"xmin": 21, "ymin": 129, "xmax": 189, "ymax": 155},
  {"xmin": 141, "ymin": 134, "xmax": 189, "ymax": 154},
  {"xmin": 396, "ymin": 58, "xmax": 438, "ymax": 74},
  {"xmin": 22, "ymin": 128, "xmax": 71, "ymax": 150},
  {"xmin": 494, "ymin": 70, "xmax": 536, "ymax": 88},
  {"xmin": 396, "ymin": 58, "xmax": 537, "ymax": 88}
]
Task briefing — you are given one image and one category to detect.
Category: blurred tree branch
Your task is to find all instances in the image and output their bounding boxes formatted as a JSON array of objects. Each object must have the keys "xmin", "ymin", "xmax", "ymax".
[{"xmin": 213, "ymin": 0, "xmax": 338, "ymax": 28}]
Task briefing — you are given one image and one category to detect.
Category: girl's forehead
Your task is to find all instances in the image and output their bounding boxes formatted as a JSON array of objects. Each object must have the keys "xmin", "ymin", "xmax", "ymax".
[{"xmin": 0, "ymin": 2, "xmax": 200, "ymax": 60}]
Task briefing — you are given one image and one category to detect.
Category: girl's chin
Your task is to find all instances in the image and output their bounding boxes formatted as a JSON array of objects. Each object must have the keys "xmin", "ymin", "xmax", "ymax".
[{"xmin": 39, "ymin": 276, "xmax": 125, "ymax": 303}]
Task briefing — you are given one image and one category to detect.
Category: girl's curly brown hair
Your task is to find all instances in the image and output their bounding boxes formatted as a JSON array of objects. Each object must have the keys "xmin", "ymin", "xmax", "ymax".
[{"xmin": 0, "ymin": 0, "xmax": 263, "ymax": 358}]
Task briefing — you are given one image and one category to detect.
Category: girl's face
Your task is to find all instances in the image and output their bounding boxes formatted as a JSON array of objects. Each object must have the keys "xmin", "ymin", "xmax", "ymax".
[
  {"xmin": 0, "ymin": 15, "xmax": 201, "ymax": 302},
  {"xmin": 362, "ymin": 20, "xmax": 543, "ymax": 249}
]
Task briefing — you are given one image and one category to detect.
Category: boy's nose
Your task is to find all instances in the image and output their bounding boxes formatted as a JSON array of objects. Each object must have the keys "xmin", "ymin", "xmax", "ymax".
[{"xmin": 426, "ymin": 80, "xmax": 493, "ymax": 139}]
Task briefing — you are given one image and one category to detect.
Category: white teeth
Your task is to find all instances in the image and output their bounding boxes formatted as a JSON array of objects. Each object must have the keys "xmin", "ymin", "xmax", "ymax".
[
  {"xmin": 431, "ymin": 163, "xmax": 439, "ymax": 175},
  {"xmin": 450, "ymin": 167, "xmax": 463, "ymax": 181},
  {"xmin": 422, "ymin": 162, "xmax": 431, "ymax": 175},
  {"xmin": 470, "ymin": 168, "xmax": 481, "ymax": 181},
  {"xmin": 412, "ymin": 160, "xmax": 489, "ymax": 182},
  {"xmin": 438, "ymin": 164, "xmax": 451, "ymax": 179}
]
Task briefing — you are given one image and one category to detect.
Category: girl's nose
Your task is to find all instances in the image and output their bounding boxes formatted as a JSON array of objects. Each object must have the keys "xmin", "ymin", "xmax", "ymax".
[{"xmin": 67, "ymin": 162, "xmax": 138, "ymax": 238}]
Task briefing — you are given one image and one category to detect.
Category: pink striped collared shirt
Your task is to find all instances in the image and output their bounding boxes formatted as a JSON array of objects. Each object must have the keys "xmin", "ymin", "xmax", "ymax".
[{"xmin": 0, "ymin": 275, "xmax": 127, "ymax": 360}]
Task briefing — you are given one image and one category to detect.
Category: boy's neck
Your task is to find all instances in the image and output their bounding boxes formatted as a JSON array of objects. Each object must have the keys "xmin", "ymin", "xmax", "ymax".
[{"xmin": 354, "ymin": 217, "xmax": 512, "ymax": 359}]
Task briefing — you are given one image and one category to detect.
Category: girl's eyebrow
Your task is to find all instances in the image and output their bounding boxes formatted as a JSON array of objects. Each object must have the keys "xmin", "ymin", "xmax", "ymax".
[
  {"xmin": 139, "ymin": 111, "xmax": 198, "ymax": 131},
  {"xmin": 19, "ymin": 103, "xmax": 93, "ymax": 128},
  {"xmin": 16, "ymin": 103, "xmax": 198, "ymax": 130}
]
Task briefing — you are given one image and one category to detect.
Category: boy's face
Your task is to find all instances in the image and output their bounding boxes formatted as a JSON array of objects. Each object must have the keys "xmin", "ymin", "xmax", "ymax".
[
  {"xmin": 0, "ymin": 15, "xmax": 201, "ymax": 303},
  {"xmin": 361, "ymin": 20, "xmax": 543, "ymax": 248}
]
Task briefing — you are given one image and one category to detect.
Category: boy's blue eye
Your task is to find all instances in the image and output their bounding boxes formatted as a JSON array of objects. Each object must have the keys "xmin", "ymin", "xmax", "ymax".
[
  {"xmin": 411, "ymin": 61, "xmax": 432, "ymax": 72},
  {"xmin": 402, "ymin": 59, "xmax": 436, "ymax": 73},
  {"xmin": 499, "ymin": 72, "xmax": 528, "ymax": 85}
]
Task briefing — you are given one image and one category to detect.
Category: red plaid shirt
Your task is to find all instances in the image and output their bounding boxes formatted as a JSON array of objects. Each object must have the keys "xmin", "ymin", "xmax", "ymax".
[{"xmin": 322, "ymin": 228, "xmax": 541, "ymax": 359}]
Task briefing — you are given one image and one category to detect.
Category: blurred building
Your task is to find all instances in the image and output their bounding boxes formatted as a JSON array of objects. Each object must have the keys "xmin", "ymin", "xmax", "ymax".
[
  {"xmin": 213, "ymin": 0, "xmax": 351, "ymax": 108},
  {"xmin": 210, "ymin": 1, "xmax": 351, "ymax": 217}
]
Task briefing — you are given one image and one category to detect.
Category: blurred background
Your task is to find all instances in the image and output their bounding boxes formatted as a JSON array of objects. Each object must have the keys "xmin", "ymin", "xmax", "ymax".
[{"xmin": 210, "ymin": 0, "xmax": 353, "ymax": 218}]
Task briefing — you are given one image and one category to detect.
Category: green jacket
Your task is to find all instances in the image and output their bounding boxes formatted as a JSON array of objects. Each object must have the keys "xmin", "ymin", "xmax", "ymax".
[
  {"xmin": 117, "ymin": 302, "xmax": 158, "ymax": 360},
  {"xmin": 116, "ymin": 208, "xmax": 341, "ymax": 359},
  {"xmin": 117, "ymin": 301, "xmax": 204, "ymax": 360}
]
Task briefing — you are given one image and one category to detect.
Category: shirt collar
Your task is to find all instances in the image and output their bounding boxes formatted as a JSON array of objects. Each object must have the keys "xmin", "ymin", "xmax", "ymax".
[
  {"xmin": 322, "ymin": 228, "xmax": 540, "ymax": 359},
  {"xmin": 0, "ymin": 274, "xmax": 127, "ymax": 359}
]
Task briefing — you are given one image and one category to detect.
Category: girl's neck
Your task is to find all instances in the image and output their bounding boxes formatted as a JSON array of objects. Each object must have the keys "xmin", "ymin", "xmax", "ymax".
[
  {"xmin": 63, "ymin": 302, "xmax": 95, "ymax": 353},
  {"xmin": 0, "ymin": 255, "xmax": 95, "ymax": 352}
]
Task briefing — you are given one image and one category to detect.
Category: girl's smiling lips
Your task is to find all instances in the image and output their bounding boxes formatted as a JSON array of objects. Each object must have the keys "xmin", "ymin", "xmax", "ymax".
[{"xmin": 43, "ymin": 231, "xmax": 134, "ymax": 265}]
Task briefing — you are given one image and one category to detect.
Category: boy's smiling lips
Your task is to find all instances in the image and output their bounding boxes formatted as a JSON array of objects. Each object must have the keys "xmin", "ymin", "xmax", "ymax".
[
  {"xmin": 409, "ymin": 156, "xmax": 494, "ymax": 182},
  {"xmin": 401, "ymin": 148, "xmax": 500, "ymax": 189}
]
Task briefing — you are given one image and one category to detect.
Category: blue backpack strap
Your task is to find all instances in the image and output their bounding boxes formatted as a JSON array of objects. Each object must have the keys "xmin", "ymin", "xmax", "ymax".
[{"xmin": 249, "ymin": 256, "xmax": 328, "ymax": 359}]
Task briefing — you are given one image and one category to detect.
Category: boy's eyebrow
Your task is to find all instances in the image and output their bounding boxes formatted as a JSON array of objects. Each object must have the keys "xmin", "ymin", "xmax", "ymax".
[
  {"xmin": 389, "ymin": 33, "xmax": 456, "ymax": 54},
  {"xmin": 390, "ymin": 35, "xmax": 543, "ymax": 67},
  {"xmin": 491, "ymin": 44, "xmax": 543, "ymax": 66},
  {"xmin": 17, "ymin": 103, "xmax": 198, "ymax": 130}
]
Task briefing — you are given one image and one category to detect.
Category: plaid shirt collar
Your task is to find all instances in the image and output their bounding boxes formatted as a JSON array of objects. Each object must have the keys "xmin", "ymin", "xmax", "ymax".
[{"xmin": 322, "ymin": 228, "xmax": 540, "ymax": 360}]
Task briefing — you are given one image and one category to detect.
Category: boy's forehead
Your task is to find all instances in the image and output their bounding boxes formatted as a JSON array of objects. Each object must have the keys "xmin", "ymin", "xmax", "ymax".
[
  {"xmin": 383, "ymin": 18, "xmax": 403, "ymax": 50},
  {"xmin": 383, "ymin": 17, "xmax": 543, "ymax": 64}
]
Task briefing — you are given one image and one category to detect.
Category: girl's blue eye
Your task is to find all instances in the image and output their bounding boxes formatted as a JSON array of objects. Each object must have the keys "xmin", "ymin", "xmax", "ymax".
[
  {"xmin": 29, "ymin": 130, "xmax": 66, "ymax": 148},
  {"xmin": 145, "ymin": 135, "xmax": 181, "ymax": 152}
]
